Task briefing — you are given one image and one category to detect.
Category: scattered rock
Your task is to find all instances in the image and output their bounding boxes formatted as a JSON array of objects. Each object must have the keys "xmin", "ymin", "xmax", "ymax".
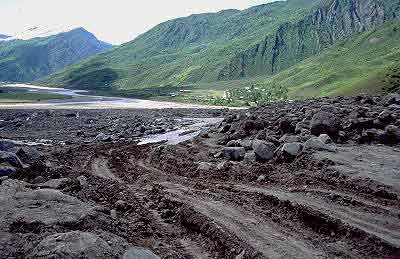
[
  {"xmin": 243, "ymin": 152, "xmax": 256, "ymax": 163},
  {"xmin": 252, "ymin": 140, "xmax": 275, "ymax": 161},
  {"xmin": 197, "ymin": 162, "xmax": 214, "ymax": 171},
  {"xmin": 0, "ymin": 166, "xmax": 16, "ymax": 177},
  {"xmin": 223, "ymin": 147, "xmax": 246, "ymax": 161},
  {"xmin": 304, "ymin": 137, "xmax": 337, "ymax": 152},
  {"xmin": 0, "ymin": 151, "xmax": 23, "ymax": 168},
  {"xmin": 310, "ymin": 112, "xmax": 341, "ymax": 137},
  {"xmin": 95, "ymin": 133, "xmax": 113, "ymax": 142},
  {"xmin": 30, "ymin": 231, "xmax": 128, "ymax": 259},
  {"xmin": 281, "ymin": 142, "xmax": 303, "ymax": 156},
  {"xmin": 0, "ymin": 139, "xmax": 16, "ymax": 151},
  {"xmin": 318, "ymin": 134, "xmax": 333, "ymax": 144},
  {"xmin": 123, "ymin": 247, "xmax": 161, "ymax": 259}
]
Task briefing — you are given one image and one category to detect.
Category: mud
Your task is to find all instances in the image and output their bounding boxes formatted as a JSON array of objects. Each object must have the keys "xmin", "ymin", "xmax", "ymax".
[{"xmin": 1, "ymin": 93, "xmax": 400, "ymax": 258}]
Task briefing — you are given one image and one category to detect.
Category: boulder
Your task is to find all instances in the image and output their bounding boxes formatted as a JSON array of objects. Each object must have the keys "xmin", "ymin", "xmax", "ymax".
[
  {"xmin": 30, "ymin": 231, "xmax": 129, "ymax": 259},
  {"xmin": 243, "ymin": 152, "xmax": 256, "ymax": 163},
  {"xmin": 318, "ymin": 134, "xmax": 333, "ymax": 144},
  {"xmin": 252, "ymin": 140, "xmax": 275, "ymax": 161},
  {"xmin": 279, "ymin": 134, "xmax": 300, "ymax": 143},
  {"xmin": 279, "ymin": 118, "xmax": 294, "ymax": 134},
  {"xmin": 95, "ymin": 133, "xmax": 113, "ymax": 142},
  {"xmin": 123, "ymin": 247, "xmax": 161, "ymax": 259},
  {"xmin": 197, "ymin": 162, "xmax": 214, "ymax": 171},
  {"xmin": 0, "ymin": 139, "xmax": 16, "ymax": 151},
  {"xmin": 219, "ymin": 124, "xmax": 231, "ymax": 134},
  {"xmin": 0, "ymin": 166, "xmax": 16, "ymax": 177},
  {"xmin": 0, "ymin": 151, "xmax": 23, "ymax": 168},
  {"xmin": 304, "ymin": 137, "xmax": 337, "ymax": 152},
  {"xmin": 384, "ymin": 94, "xmax": 400, "ymax": 106},
  {"xmin": 223, "ymin": 147, "xmax": 246, "ymax": 161},
  {"xmin": 382, "ymin": 125, "xmax": 400, "ymax": 144},
  {"xmin": 310, "ymin": 112, "xmax": 341, "ymax": 137},
  {"xmin": 281, "ymin": 143, "xmax": 303, "ymax": 156},
  {"xmin": 239, "ymin": 139, "xmax": 253, "ymax": 151}
]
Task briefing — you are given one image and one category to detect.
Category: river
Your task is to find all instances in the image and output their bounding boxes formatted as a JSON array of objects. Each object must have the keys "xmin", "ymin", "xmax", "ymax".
[{"xmin": 0, "ymin": 84, "xmax": 225, "ymax": 109}]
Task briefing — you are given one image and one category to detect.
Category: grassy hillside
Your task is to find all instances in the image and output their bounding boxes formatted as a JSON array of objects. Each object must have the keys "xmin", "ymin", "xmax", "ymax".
[
  {"xmin": 39, "ymin": 0, "xmax": 322, "ymax": 90},
  {"xmin": 159, "ymin": 22, "xmax": 400, "ymax": 105},
  {"xmin": 0, "ymin": 28, "xmax": 112, "ymax": 82},
  {"xmin": 39, "ymin": 0, "xmax": 400, "ymax": 105}
]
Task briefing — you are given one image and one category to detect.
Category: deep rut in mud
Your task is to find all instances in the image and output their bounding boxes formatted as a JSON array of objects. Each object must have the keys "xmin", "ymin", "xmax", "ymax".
[{"xmin": 28, "ymin": 141, "xmax": 399, "ymax": 259}]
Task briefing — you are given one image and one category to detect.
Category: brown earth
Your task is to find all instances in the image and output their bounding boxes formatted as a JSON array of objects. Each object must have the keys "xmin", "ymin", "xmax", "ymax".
[{"xmin": 1, "ymin": 93, "xmax": 400, "ymax": 258}]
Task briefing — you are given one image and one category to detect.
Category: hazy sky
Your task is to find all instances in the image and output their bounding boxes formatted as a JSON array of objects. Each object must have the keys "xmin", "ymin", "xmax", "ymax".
[{"xmin": 0, "ymin": 0, "xmax": 277, "ymax": 44}]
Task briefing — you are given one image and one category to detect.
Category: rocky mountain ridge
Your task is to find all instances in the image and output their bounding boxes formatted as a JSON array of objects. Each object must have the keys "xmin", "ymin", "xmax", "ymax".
[
  {"xmin": 219, "ymin": 0, "xmax": 400, "ymax": 80},
  {"xmin": 0, "ymin": 28, "xmax": 112, "ymax": 82}
]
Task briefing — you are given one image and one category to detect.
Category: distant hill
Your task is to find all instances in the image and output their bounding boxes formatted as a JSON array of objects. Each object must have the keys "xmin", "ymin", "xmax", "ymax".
[
  {"xmin": 0, "ymin": 34, "xmax": 10, "ymax": 40},
  {"xmin": 39, "ymin": 0, "xmax": 400, "ymax": 100},
  {"xmin": 0, "ymin": 28, "xmax": 112, "ymax": 82}
]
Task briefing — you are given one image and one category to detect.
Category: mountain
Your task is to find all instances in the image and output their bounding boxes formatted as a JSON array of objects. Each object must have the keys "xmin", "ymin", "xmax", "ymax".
[
  {"xmin": 41, "ymin": 0, "xmax": 400, "ymax": 100},
  {"xmin": 0, "ymin": 34, "xmax": 10, "ymax": 40},
  {"xmin": 0, "ymin": 28, "xmax": 112, "ymax": 82}
]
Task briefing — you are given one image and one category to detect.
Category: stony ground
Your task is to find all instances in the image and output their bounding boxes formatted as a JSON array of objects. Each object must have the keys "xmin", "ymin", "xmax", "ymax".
[{"xmin": 1, "ymin": 93, "xmax": 400, "ymax": 258}]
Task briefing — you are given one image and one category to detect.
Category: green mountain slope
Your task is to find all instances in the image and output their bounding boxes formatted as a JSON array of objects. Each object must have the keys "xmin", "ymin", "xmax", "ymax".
[
  {"xmin": 40, "ymin": 0, "xmax": 323, "ymax": 90},
  {"xmin": 256, "ymin": 22, "xmax": 400, "ymax": 97},
  {"xmin": 0, "ymin": 28, "xmax": 112, "ymax": 82},
  {"xmin": 41, "ymin": 0, "xmax": 400, "ymax": 101}
]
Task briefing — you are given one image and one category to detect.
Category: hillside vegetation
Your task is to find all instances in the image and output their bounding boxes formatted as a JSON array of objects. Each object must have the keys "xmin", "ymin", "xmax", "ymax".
[
  {"xmin": 0, "ymin": 28, "xmax": 111, "ymax": 82},
  {"xmin": 37, "ymin": 0, "xmax": 400, "ymax": 104}
]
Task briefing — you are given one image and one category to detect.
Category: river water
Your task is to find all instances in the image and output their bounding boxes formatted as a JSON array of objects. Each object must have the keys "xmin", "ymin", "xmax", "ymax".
[
  {"xmin": 0, "ymin": 84, "xmax": 227, "ymax": 144},
  {"xmin": 0, "ymin": 84, "xmax": 224, "ymax": 110}
]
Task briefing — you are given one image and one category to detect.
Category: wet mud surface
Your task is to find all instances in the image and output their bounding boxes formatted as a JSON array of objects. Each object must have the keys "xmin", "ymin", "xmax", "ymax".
[{"xmin": 1, "ymin": 93, "xmax": 400, "ymax": 258}]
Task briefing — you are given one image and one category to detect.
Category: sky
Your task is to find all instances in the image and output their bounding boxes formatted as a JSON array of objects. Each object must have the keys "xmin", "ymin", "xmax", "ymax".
[{"xmin": 0, "ymin": 0, "xmax": 277, "ymax": 44}]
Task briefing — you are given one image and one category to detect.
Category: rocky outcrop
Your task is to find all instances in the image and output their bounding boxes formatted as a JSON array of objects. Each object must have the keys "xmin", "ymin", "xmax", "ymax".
[{"xmin": 218, "ymin": 0, "xmax": 400, "ymax": 80}]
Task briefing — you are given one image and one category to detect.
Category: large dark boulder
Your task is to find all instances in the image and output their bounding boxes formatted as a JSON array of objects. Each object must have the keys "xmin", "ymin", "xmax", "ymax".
[
  {"xmin": 252, "ymin": 140, "xmax": 275, "ymax": 161},
  {"xmin": 310, "ymin": 112, "xmax": 341, "ymax": 137}
]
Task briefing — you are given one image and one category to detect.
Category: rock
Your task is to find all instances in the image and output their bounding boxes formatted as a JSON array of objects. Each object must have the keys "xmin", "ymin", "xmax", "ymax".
[
  {"xmin": 226, "ymin": 140, "xmax": 241, "ymax": 147},
  {"xmin": 265, "ymin": 136, "xmax": 281, "ymax": 147},
  {"xmin": 279, "ymin": 134, "xmax": 300, "ymax": 143},
  {"xmin": 304, "ymin": 137, "xmax": 337, "ymax": 152},
  {"xmin": 115, "ymin": 200, "xmax": 128, "ymax": 211},
  {"xmin": 30, "ymin": 231, "xmax": 128, "ymax": 259},
  {"xmin": 279, "ymin": 118, "xmax": 294, "ymax": 134},
  {"xmin": 220, "ymin": 124, "xmax": 231, "ymax": 134},
  {"xmin": 281, "ymin": 143, "xmax": 303, "ymax": 156},
  {"xmin": 243, "ymin": 152, "xmax": 256, "ymax": 163},
  {"xmin": 384, "ymin": 93, "xmax": 400, "ymax": 106},
  {"xmin": 257, "ymin": 175, "xmax": 266, "ymax": 182},
  {"xmin": 95, "ymin": 133, "xmax": 113, "ymax": 142},
  {"xmin": 77, "ymin": 175, "xmax": 88, "ymax": 187},
  {"xmin": 16, "ymin": 147, "xmax": 40, "ymax": 164},
  {"xmin": 39, "ymin": 178, "xmax": 71, "ymax": 189},
  {"xmin": 0, "ymin": 139, "xmax": 16, "ymax": 151},
  {"xmin": 0, "ymin": 179, "xmax": 103, "ymax": 228},
  {"xmin": 138, "ymin": 125, "xmax": 146, "ymax": 133},
  {"xmin": 382, "ymin": 125, "xmax": 400, "ymax": 144},
  {"xmin": 111, "ymin": 209, "xmax": 117, "ymax": 219},
  {"xmin": 0, "ymin": 151, "xmax": 23, "ymax": 168},
  {"xmin": 240, "ymin": 139, "xmax": 253, "ymax": 151},
  {"xmin": 223, "ymin": 147, "xmax": 246, "ymax": 161},
  {"xmin": 123, "ymin": 247, "xmax": 161, "ymax": 259},
  {"xmin": 217, "ymin": 161, "xmax": 232, "ymax": 171},
  {"xmin": 252, "ymin": 140, "xmax": 275, "ymax": 161},
  {"xmin": 318, "ymin": 134, "xmax": 333, "ymax": 144},
  {"xmin": 295, "ymin": 121, "xmax": 309, "ymax": 134},
  {"xmin": 197, "ymin": 162, "xmax": 214, "ymax": 171},
  {"xmin": 310, "ymin": 112, "xmax": 341, "ymax": 137},
  {"xmin": 0, "ymin": 166, "xmax": 16, "ymax": 177},
  {"xmin": 378, "ymin": 110, "xmax": 393, "ymax": 123}
]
